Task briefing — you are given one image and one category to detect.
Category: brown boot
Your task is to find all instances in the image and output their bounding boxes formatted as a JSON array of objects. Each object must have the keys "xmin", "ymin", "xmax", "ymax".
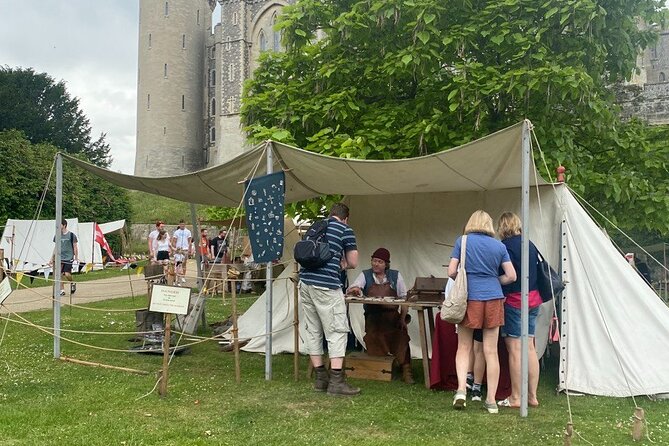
[
  {"xmin": 313, "ymin": 366, "xmax": 329, "ymax": 392},
  {"xmin": 402, "ymin": 364, "xmax": 415, "ymax": 384},
  {"xmin": 327, "ymin": 369, "xmax": 360, "ymax": 396}
]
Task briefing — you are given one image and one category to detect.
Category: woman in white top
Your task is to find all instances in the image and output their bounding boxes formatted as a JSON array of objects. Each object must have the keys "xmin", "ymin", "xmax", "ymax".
[{"xmin": 153, "ymin": 230, "xmax": 172, "ymax": 264}]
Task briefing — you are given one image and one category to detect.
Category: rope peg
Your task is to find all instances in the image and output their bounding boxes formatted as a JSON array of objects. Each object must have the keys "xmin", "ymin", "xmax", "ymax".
[
  {"xmin": 563, "ymin": 422, "xmax": 573, "ymax": 446},
  {"xmin": 632, "ymin": 407, "xmax": 645, "ymax": 441}
]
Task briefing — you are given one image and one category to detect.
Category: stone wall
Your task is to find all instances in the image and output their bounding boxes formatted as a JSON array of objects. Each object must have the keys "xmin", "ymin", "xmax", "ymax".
[{"xmin": 618, "ymin": 82, "xmax": 669, "ymax": 125}]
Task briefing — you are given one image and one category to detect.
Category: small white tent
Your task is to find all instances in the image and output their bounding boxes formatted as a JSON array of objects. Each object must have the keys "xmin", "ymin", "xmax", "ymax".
[
  {"xmin": 1, "ymin": 219, "xmax": 125, "ymax": 272},
  {"xmin": 62, "ymin": 121, "xmax": 669, "ymax": 397}
]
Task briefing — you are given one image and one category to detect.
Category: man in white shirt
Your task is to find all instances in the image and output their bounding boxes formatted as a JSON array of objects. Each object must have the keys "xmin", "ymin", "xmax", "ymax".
[{"xmin": 171, "ymin": 220, "xmax": 193, "ymax": 283}]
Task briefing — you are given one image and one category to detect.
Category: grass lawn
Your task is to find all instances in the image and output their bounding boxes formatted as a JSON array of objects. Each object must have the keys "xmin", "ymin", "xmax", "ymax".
[{"xmin": 0, "ymin": 294, "xmax": 667, "ymax": 446}]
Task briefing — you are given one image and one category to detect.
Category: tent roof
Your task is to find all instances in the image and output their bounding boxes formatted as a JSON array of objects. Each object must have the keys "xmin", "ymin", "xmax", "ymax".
[{"xmin": 64, "ymin": 121, "xmax": 547, "ymax": 206}]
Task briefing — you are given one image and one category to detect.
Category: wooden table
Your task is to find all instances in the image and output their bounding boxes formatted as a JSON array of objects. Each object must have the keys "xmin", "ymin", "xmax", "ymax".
[{"xmin": 345, "ymin": 297, "xmax": 439, "ymax": 389}]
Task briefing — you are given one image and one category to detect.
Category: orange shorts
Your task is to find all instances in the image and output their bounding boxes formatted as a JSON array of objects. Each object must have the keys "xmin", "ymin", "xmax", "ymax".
[{"xmin": 461, "ymin": 298, "xmax": 505, "ymax": 329}]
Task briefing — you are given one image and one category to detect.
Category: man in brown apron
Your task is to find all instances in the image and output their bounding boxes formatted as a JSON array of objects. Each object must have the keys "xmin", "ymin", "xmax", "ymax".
[{"xmin": 348, "ymin": 248, "xmax": 414, "ymax": 384}]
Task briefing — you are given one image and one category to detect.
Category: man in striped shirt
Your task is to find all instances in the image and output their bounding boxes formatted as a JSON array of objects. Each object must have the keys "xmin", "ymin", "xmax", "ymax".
[{"xmin": 299, "ymin": 203, "xmax": 359, "ymax": 396}]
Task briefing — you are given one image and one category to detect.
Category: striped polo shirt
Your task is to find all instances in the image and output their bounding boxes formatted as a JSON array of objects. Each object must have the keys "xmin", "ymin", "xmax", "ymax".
[{"xmin": 299, "ymin": 217, "xmax": 357, "ymax": 290}]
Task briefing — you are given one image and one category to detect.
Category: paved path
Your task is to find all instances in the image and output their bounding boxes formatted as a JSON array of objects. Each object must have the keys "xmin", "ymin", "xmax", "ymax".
[{"xmin": 1, "ymin": 263, "xmax": 200, "ymax": 314}]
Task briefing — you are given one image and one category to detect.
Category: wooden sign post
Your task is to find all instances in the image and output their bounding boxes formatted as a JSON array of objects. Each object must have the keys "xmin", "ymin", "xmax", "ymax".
[{"xmin": 149, "ymin": 284, "xmax": 191, "ymax": 398}]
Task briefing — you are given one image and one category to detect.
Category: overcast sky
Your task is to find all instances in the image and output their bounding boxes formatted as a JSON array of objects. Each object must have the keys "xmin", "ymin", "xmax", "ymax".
[{"xmin": 0, "ymin": 1, "xmax": 141, "ymax": 173}]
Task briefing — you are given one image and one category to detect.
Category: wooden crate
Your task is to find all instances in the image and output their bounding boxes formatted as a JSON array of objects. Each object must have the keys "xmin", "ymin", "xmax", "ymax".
[{"xmin": 344, "ymin": 352, "xmax": 395, "ymax": 381}]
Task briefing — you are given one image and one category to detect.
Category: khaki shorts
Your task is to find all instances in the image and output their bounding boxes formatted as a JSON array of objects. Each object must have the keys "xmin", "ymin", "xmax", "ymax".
[
  {"xmin": 461, "ymin": 298, "xmax": 505, "ymax": 329},
  {"xmin": 300, "ymin": 282, "xmax": 349, "ymax": 358}
]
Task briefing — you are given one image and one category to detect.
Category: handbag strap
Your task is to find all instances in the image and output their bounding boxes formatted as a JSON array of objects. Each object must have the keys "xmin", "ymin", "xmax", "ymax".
[{"xmin": 461, "ymin": 235, "xmax": 467, "ymax": 269}]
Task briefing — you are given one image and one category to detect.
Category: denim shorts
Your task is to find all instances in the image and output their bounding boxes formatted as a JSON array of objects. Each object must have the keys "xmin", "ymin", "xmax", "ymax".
[{"xmin": 501, "ymin": 305, "xmax": 540, "ymax": 338}]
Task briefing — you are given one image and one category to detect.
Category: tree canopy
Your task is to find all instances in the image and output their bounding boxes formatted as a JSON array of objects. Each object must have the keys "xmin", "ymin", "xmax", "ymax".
[
  {"xmin": 0, "ymin": 130, "xmax": 131, "ymax": 225},
  {"xmin": 0, "ymin": 66, "xmax": 111, "ymax": 167},
  {"xmin": 242, "ymin": 0, "xmax": 669, "ymax": 233}
]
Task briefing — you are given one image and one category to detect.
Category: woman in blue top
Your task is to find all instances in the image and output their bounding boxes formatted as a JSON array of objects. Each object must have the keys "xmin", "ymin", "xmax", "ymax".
[{"xmin": 448, "ymin": 210, "xmax": 516, "ymax": 413}]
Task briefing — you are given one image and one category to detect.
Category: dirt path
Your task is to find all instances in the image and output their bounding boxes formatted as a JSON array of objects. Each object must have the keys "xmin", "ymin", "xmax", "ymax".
[{"xmin": 1, "ymin": 263, "xmax": 199, "ymax": 314}]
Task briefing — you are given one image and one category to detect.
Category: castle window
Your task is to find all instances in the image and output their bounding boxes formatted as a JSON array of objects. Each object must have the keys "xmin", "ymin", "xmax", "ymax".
[
  {"xmin": 210, "ymin": 127, "xmax": 216, "ymax": 142},
  {"xmin": 182, "ymin": 34, "xmax": 186, "ymax": 49},
  {"xmin": 228, "ymin": 63, "xmax": 234, "ymax": 81},
  {"xmin": 272, "ymin": 14, "xmax": 280, "ymax": 52},
  {"xmin": 232, "ymin": 12, "xmax": 239, "ymax": 26},
  {"xmin": 164, "ymin": 2, "xmax": 169, "ymax": 16},
  {"xmin": 203, "ymin": 147, "xmax": 210, "ymax": 164},
  {"xmin": 163, "ymin": 127, "xmax": 167, "ymax": 135},
  {"xmin": 181, "ymin": 94, "xmax": 185, "ymax": 110},
  {"xmin": 164, "ymin": 63, "xmax": 168, "ymax": 78},
  {"xmin": 197, "ymin": 9, "xmax": 200, "ymax": 25},
  {"xmin": 227, "ymin": 96, "xmax": 234, "ymax": 113},
  {"xmin": 259, "ymin": 30, "xmax": 267, "ymax": 52},
  {"xmin": 210, "ymin": 70, "xmax": 216, "ymax": 86},
  {"xmin": 225, "ymin": 37, "xmax": 231, "ymax": 51},
  {"xmin": 211, "ymin": 46, "xmax": 216, "ymax": 58},
  {"xmin": 211, "ymin": 98, "xmax": 216, "ymax": 115},
  {"xmin": 148, "ymin": 33, "xmax": 152, "ymax": 49},
  {"xmin": 147, "ymin": 94, "xmax": 151, "ymax": 110},
  {"xmin": 660, "ymin": 72, "xmax": 666, "ymax": 83}
]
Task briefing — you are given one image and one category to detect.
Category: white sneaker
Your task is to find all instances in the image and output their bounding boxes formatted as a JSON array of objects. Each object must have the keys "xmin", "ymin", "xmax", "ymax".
[
  {"xmin": 59, "ymin": 290, "xmax": 66, "ymax": 296},
  {"xmin": 181, "ymin": 278, "xmax": 187, "ymax": 283}
]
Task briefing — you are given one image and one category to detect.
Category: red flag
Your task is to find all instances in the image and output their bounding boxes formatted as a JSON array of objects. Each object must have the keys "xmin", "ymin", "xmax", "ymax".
[{"xmin": 94, "ymin": 223, "xmax": 115, "ymax": 261}]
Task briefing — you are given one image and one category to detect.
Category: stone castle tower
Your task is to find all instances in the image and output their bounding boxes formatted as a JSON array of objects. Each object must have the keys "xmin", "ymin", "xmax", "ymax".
[{"xmin": 134, "ymin": 0, "xmax": 294, "ymax": 177}]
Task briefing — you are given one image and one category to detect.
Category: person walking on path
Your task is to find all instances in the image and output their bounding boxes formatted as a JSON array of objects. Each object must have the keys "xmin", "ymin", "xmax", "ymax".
[{"xmin": 49, "ymin": 219, "xmax": 79, "ymax": 296}]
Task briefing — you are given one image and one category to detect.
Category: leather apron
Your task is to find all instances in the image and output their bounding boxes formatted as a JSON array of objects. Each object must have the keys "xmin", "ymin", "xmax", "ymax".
[{"xmin": 363, "ymin": 280, "xmax": 411, "ymax": 364}]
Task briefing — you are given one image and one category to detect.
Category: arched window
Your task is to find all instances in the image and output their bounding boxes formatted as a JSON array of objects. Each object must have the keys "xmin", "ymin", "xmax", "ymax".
[
  {"xmin": 210, "ymin": 70, "xmax": 216, "ymax": 86},
  {"xmin": 660, "ymin": 72, "xmax": 666, "ymax": 83},
  {"xmin": 227, "ymin": 96, "xmax": 234, "ymax": 113},
  {"xmin": 272, "ymin": 14, "xmax": 280, "ymax": 52},
  {"xmin": 228, "ymin": 63, "xmax": 234, "ymax": 81},
  {"xmin": 226, "ymin": 36, "xmax": 231, "ymax": 51},
  {"xmin": 164, "ymin": 63, "xmax": 168, "ymax": 78},
  {"xmin": 181, "ymin": 95, "xmax": 185, "ymax": 110},
  {"xmin": 211, "ymin": 46, "xmax": 216, "ymax": 58},
  {"xmin": 164, "ymin": 2, "xmax": 169, "ymax": 16},
  {"xmin": 148, "ymin": 33, "xmax": 152, "ymax": 48},
  {"xmin": 147, "ymin": 94, "xmax": 151, "ymax": 110},
  {"xmin": 211, "ymin": 98, "xmax": 216, "ymax": 115},
  {"xmin": 210, "ymin": 127, "xmax": 216, "ymax": 142},
  {"xmin": 182, "ymin": 34, "xmax": 186, "ymax": 49},
  {"xmin": 232, "ymin": 12, "xmax": 239, "ymax": 26},
  {"xmin": 259, "ymin": 30, "xmax": 267, "ymax": 52}
]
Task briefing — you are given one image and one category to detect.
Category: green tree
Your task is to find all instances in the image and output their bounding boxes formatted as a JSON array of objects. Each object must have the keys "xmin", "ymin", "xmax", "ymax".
[
  {"xmin": 0, "ymin": 130, "xmax": 131, "ymax": 232},
  {"xmin": 242, "ymin": 0, "xmax": 669, "ymax": 232},
  {"xmin": 0, "ymin": 66, "xmax": 110, "ymax": 167}
]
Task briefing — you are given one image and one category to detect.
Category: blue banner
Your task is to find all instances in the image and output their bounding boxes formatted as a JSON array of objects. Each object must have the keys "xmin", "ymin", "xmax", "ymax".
[{"xmin": 244, "ymin": 171, "xmax": 285, "ymax": 263}]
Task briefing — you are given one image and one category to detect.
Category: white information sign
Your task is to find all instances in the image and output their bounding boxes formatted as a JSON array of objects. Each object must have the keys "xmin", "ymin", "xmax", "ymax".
[
  {"xmin": 0, "ymin": 276, "xmax": 12, "ymax": 304},
  {"xmin": 149, "ymin": 284, "xmax": 190, "ymax": 315}
]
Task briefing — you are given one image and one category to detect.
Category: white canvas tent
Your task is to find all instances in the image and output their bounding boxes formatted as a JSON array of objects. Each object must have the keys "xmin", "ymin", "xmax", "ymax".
[
  {"xmin": 1, "ymin": 219, "xmax": 125, "ymax": 272},
  {"xmin": 62, "ymin": 121, "xmax": 669, "ymax": 397}
]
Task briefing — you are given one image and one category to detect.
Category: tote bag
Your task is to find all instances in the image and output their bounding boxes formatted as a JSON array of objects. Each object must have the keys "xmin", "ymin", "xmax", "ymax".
[
  {"xmin": 537, "ymin": 252, "xmax": 565, "ymax": 302},
  {"xmin": 440, "ymin": 235, "xmax": 468, "ymax": 323}
]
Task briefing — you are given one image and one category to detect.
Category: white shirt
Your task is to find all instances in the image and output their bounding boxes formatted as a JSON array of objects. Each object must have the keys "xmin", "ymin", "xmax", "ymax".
[
  {"xmin": 149, "ymin": 229, "xmax": 169, "ymax": 245},
  {"xmin": 172, "ymin": 227, "xmax": 192, "ymax": 250},
  {"xmin": 153, "ymin": 238, "xmax": 170, "ymax": 253},
  {"xmin": 349, "ymin": 270, "xmax": 408, "ymax": 298}
]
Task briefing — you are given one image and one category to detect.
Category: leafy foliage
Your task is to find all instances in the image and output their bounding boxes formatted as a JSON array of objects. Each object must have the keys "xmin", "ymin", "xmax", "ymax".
[
  {"xmin": 0, "ymin": 130, "xmax": 131, "ymax": 225},
  {"xmin": 0, "ymin": 66, "xmax": 111, "ymax": 167},
  {"xmin": 242, "ymin": 0, "xmax": 669, "ymax": 232}
]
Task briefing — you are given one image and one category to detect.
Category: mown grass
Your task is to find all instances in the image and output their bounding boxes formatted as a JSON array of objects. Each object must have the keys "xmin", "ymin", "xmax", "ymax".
[
  {"xmin": 128, "ymin": 190, "xmax": 207, "ymax": 226},
  {"xmin": 1, "ymin": 294, "xmax": 668, "ymax": 446}
]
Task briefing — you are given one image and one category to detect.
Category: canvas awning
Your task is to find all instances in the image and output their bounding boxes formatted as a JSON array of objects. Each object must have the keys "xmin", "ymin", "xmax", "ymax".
[{"xmin": 63, "ymin": 122, "xmax": 547, "ymax": 206}]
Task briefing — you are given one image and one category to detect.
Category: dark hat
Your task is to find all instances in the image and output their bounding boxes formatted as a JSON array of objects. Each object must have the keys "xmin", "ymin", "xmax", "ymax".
[{"xmin": 371, "ymin": 248, "xmax": 390, "ymax": 263}]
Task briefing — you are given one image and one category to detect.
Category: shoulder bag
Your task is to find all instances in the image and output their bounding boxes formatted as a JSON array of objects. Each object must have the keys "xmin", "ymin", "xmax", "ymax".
[{"xmin": 440, "ymin": 235, "xmax": 468, "ymax": 323}]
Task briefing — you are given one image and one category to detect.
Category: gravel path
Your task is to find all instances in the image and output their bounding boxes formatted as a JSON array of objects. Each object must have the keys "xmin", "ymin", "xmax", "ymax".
[{"xmin": 1, "ymin": 264, "xmax": 200, "ymax": 314}]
